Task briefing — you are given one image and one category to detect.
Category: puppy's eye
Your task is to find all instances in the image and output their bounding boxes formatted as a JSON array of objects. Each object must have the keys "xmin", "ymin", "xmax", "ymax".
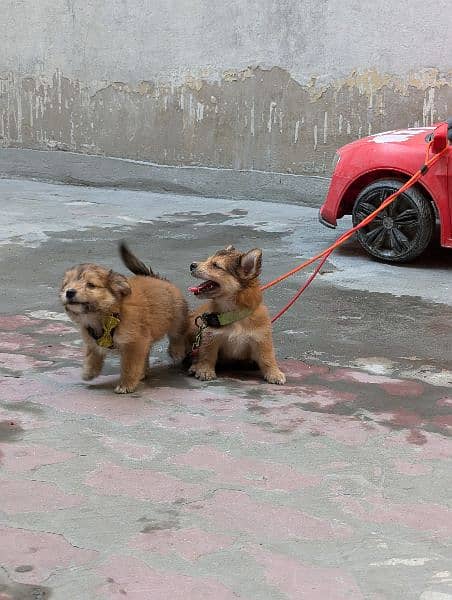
[
  {"xmin": 212, "ymin": 262, "xmax": 221, "ymax": 269},
  {"xmin": 86, "ymin": 282, "xmax": 96, "ymax": 289}
]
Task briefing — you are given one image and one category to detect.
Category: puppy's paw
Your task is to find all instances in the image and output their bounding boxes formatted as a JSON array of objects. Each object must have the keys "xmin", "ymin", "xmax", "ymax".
[
  {"xmin": 141, "ymin": 367, "xmax": 151, "ymax": 381},
  {"xmin": 169, "ymin": 349, "xmax": 186, "ymax": 364},
  {"xmin": 168, "ymin": 341, "xmax": 187, "ymax": 364},
  {"xmin": 82, "ymin": 370, "xmax": 98, "ymax": 381},
  {"xmin": 190, "ymin": 366, "xmax": 217, "ymax": 381},
  {"xmin": 114, "ymin": 383, "xmax": 138, "ymax": 394},
  {"xmin": 264, "ymin": 369, "xmax": 286, "ymax": 385}
]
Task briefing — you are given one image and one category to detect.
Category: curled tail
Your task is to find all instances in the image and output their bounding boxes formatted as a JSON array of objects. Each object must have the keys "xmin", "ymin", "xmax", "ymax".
[{"xmin": 119, "ymin": 242, "xmax": 154, "ymax": 277}]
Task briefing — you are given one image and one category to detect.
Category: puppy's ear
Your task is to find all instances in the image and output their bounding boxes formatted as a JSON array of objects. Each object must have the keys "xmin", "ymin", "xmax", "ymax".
[
  {"xmin": 108, "ymin": 271, "xmax": 131, "ymax": 298},
  {"xmin": 238, "ymin": 249, "xmax": 262, "ymax": 279}
]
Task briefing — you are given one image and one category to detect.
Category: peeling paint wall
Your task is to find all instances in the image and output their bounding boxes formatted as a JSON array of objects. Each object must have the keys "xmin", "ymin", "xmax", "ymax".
[{"xmin": 1, "ymin": 1, "xmax": 452, "ymax": 174}]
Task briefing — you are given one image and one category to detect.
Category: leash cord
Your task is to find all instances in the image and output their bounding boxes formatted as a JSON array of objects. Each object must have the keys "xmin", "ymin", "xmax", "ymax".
[{"xmin": 266, "ymin": 142, "xmax": 448, "ymax": 323}]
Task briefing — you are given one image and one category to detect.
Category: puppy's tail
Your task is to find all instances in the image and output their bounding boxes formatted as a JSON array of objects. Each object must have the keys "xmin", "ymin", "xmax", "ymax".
[{"xmin": 119, "ymin": 242, "xmax": 155, "ymax": 277}]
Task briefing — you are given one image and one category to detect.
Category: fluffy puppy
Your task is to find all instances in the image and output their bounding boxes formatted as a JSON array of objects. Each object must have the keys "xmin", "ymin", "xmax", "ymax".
[
  {"xmin": 187, "ymin": 245, "xmax": 285, "ymax": 384},
  {"xmin": 60, "ymin": 243, "xmax": 188, "ymax": 393}
]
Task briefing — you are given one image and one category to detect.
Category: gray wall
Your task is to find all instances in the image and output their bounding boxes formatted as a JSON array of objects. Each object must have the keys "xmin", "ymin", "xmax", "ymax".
[{"xmin": 1, "ymin": 0, "xmax": 451, "ymax": 174}]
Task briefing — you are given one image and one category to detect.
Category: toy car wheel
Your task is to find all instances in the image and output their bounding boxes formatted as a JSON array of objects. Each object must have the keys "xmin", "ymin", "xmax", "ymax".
[{"xmin": 352, "ymin": 179, "xmax": 434, "ymax": 263}]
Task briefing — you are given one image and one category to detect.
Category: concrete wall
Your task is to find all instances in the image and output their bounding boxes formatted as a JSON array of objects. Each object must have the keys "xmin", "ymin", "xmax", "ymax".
[{"xmin": 1, "ymin": 0, "xmax": 452, "ymax": 175}]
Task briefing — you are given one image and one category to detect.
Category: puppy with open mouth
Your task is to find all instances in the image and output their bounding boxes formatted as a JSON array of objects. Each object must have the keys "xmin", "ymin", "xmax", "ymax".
[
  {"xmin": 187, "ymin": 245, "xmax": 286, "ymax": 384},
  {"xmin": 60, "ymin": 243, "xmax": 188, "ymax": 393}
]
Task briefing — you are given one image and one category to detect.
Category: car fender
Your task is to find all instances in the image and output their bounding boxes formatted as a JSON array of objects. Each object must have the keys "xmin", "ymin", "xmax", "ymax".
[{"xmin": 321, "ymin": 164, "xmax": 447, "ymax": 231}]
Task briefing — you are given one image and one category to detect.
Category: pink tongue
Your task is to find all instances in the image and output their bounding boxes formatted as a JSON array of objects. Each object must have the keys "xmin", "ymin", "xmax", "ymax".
[{"xmin": 189, "ymin": 280, "xmax": 215, "ymax": 294}]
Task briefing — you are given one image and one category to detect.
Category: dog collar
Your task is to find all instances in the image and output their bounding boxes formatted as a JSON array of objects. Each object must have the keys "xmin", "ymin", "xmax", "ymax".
[
  {"xmin": 199, "ymin": 308, "xmax": 253, "ymax": 328},
  {"xmin": 87, "ymin": 314, "xmax": 120, "ymax": 349},
  {"xmin": 190, "ymin": 309, "xmax": 253, "ymax": 360}
]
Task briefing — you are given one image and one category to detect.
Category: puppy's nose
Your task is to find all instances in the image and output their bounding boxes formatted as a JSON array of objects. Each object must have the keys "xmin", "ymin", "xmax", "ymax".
[
  {"xmin": 190, "ymin": 262, "xmax": 198, "ymax": 272},
  {"xmin": 66, "ymin": 289, "xmax": 76, "ymax": 300}
]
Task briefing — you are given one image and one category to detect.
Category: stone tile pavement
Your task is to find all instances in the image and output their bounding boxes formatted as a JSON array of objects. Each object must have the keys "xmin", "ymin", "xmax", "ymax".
[{"xmin": 0, "ymin": 312, "xmax": 451, "ymax": 599}]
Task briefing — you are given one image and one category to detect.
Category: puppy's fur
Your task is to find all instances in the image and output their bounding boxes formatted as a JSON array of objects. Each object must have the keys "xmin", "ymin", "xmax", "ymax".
[
  {"xmin": 60, "ymin": 243, "xmax": 188, "ymax": 393},
  {"xmin": 187, "ymin": 245, "xmax": 285, "ymax": 384}
]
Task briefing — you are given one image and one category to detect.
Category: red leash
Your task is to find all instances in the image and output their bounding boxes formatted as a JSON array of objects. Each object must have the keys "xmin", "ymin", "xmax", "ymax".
[
  {"xmin": 271, "ymin": 250, "xmax": 331, "ymax": 323},
  {"xmin": 267, "ymin": 142, "xmax": 448, "ymax": 324}
]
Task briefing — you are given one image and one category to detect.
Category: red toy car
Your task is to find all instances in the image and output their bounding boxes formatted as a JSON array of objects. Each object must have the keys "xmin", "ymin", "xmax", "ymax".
[{"xmin": 319, "ymin": 120, "xmax": 452, "ymax": 262}]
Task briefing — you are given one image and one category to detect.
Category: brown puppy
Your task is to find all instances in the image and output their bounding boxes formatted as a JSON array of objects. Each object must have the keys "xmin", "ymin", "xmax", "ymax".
[
  {"xmin": 60, "ymin": 243, "xmax": 188, "ymax": 393},
  {"xmin": 187, "ymin": 245, "xmax": 285, "ymax": 384}
]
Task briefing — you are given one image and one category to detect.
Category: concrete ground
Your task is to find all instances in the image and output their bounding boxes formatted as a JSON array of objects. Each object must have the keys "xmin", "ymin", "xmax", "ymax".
[{"xmin": 0, "ymin": 173, "xmax": 451, "ymax": 600}]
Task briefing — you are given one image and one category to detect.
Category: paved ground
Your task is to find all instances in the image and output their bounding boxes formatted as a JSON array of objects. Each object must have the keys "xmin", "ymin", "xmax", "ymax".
[{"xmin": 0, "ymin": 176, "xmax": 451, "ymax": 600}]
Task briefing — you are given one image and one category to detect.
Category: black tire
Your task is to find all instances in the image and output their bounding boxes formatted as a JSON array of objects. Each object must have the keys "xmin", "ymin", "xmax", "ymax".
[{"xmin": 352, "ymin": 179, "xmax": 434, "ymax": 263}]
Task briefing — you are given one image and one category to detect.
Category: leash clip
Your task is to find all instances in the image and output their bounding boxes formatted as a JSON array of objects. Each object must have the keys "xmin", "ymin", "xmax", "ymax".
[{"xmin": 192, "ymin": 316, "xmax": 207, "ymax": 353}]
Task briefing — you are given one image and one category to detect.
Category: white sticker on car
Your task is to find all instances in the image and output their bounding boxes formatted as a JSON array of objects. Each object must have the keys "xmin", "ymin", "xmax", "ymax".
[{"xmin": 369, "ymin": 128, "xmax": 433, "ymax": 144}]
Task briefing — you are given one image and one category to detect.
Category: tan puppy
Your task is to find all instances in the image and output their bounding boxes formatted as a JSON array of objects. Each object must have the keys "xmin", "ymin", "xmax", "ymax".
[
  {"xmin": 60, "ymin": 243, "xmax": 188, "ymax": 393},
  {"xmin": 187, "ymin": 245, "xmax": 285, "ymax": 384}
]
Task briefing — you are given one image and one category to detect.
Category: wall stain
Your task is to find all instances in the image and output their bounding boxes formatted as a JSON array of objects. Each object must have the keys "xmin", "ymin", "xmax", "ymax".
[{"xmin": 0, "ymin": 66, "xmax": 451, "ymax": 174}]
